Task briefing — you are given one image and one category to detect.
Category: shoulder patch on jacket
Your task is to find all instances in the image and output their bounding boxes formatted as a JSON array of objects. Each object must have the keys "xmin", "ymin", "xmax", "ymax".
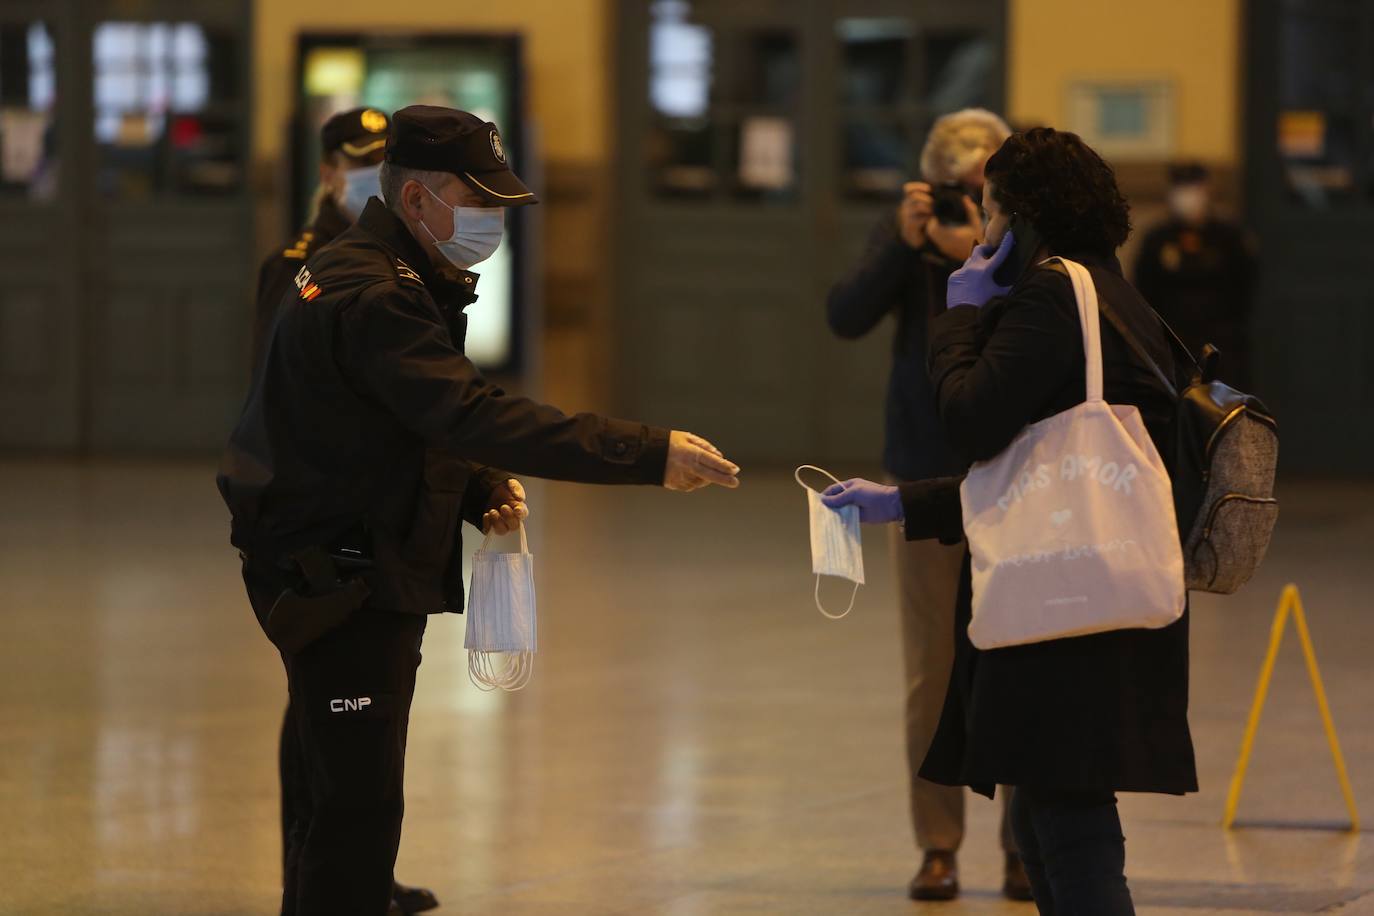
[
  {"xmin": 394, "ymin": 258, "xmax": 424, "ymax": 286},
  {"xmin": 294, "ymin": 265, "xmax": 323, "ymax": 301}
]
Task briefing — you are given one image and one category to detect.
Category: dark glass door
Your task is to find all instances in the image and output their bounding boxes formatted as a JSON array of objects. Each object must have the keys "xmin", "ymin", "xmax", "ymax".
[{"xmin": 1245, "ymin": 0, "xmax": 1374, "ymax": 472}]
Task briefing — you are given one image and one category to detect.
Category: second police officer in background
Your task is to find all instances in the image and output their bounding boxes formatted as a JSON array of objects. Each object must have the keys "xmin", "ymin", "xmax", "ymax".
[
  {"xmin": 219, "ymin": 105, "xmax": 741, "ymax": 916},
  {"xmin": 825, "ymin": 108, "xmax": 1032, "ymax": 903},
  {"xmin": 252, "ymin": 107, "xmax": 392, "ymax": 361},
  {"xmin": 1133, "ymin": 161, "xmax": 1256, "ymax": 388}
]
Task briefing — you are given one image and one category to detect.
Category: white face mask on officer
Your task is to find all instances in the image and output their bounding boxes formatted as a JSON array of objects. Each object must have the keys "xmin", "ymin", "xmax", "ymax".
[
  {"xmin": 419, "ymin": 183, "xmax": 505, "ymax": 270},
  {"xmin": 338, "ymin": 163, "xmax": 382, "ymax": 219},
  {"xmin": 1168, "ymin": 185, "xmax": 1209, "ymax": 224}
]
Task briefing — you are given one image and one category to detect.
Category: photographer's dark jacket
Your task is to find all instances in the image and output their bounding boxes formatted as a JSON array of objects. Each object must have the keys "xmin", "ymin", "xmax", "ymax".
[
  {"xmin": 826, "ymin": 212, "xmax": 966, "ymax": 480},
  {"xmin": 898, "ymin": 254, "xmax": 1198, "ymax": 798},
  {"xmin": 218, "ymin": 198, "xmax": 669, "ymax": 615}
]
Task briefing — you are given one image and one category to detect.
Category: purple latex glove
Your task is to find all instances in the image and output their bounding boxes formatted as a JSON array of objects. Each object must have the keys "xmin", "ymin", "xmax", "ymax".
[
  {"xmin": 945, "ymin": 230, "xmax": 1016, "ymax": 308},
  {"xmin": 820, "ymin": 479, "xmax": 904, "ymax": 525}
]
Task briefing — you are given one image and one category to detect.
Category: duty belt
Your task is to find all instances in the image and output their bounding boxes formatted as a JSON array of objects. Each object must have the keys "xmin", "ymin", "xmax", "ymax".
[{"xmin": 261, "ymin": 545, "xmax": 371, "ymax": 653}]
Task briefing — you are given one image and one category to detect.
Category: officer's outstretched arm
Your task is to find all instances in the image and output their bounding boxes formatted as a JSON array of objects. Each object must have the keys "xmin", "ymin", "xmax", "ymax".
[{"xmin": 340, "ymin": 283, "xmax": 737, "ymax": 490}]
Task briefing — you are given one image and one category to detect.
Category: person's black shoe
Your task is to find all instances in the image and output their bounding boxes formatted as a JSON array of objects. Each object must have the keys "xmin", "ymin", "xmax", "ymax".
[
  {"xmin": 393, "ymin": 881, "xmax": 440, "ymax": 914},
  {"xmin": 1002, "ymin": 853, "xmax": 1035, "ymax": 902},
  {"xmin": 909, "ymin": 850, "xmax": 959, "ymax": 901},
  {"xmin": 386, "ymin": 901, "xmax": 404, "ymax": 916}
]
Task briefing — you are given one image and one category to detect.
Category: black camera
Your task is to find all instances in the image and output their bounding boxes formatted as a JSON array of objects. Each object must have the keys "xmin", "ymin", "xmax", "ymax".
[{"xmin": 932, "ymin": 183, "xmax": 974, "ymax": 226}]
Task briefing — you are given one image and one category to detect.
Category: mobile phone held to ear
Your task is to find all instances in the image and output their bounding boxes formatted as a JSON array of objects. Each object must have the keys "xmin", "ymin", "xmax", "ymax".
[{"xmin": 993, "ymin": 215, "xmax": 1046, "ymax": 287}]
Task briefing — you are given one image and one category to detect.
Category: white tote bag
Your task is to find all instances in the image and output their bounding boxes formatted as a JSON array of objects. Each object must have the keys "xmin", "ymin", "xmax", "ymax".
[
  {"xmin": 464, "ymin": 524, "xmax": 537, "ymax": 691},
  {"xmin": 960, "ymin": 258, "xmax": 1185, "ymax": 650}
]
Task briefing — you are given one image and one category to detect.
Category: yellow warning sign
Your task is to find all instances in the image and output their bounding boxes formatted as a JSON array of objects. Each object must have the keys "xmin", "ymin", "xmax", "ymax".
[{"xmin": 1223, "ymin": 584, "xmax": 1359, "ymax": 832}]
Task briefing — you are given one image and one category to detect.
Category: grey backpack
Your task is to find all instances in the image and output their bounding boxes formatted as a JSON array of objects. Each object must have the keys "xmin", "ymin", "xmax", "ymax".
[{"xmin": 1098, "ymin": 303, "xmax": 1279, "ymax": 594}]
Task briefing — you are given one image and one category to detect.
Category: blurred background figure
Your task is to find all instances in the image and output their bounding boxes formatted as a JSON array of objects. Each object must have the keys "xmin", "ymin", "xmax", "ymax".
[
  {"xmin": 1133, "ymin": 162, "xmax": 1256, "ymax": 387},
  {"xmin": 825, "ymin": 108, "xmax": 1030, "ymax": 904},
  {"xmin": 252, "ymin": 106, "xmax": 390, "ymax": 363}
]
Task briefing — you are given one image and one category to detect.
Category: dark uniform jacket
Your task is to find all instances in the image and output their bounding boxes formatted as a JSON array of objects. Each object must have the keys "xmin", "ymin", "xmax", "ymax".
[
  {"xmin": 826, "ymin": 212, "xmax": 967, "ymax": 480},
  {"xmin": 219, "ymin": 198, "xmax": 670, "ymax": 616},
  {"xmin": 252, "ymin": 195, "xmax": 353, "ymax": 363},
  {"xmin": 1133, "ymin": 218, "xmax": 1255, "ymax": 386},
  {"xmin": 898, "ymin": 253, "xmax": 1198, "ymax": 798}
]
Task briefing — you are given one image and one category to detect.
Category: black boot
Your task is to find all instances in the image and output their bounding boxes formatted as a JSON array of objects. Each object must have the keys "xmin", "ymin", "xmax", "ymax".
[{"xmin": 393, "ymin": 880, "xmax": 440, "ymax": 914}]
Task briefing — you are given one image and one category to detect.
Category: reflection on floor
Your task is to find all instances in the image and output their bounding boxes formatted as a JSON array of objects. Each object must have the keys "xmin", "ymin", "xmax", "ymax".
[{"xmin": 1, "ymin": 461, "xmax": 1371, "ymax": 915}]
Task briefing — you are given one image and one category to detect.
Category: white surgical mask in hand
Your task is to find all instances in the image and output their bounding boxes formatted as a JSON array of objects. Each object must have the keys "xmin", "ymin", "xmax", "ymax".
[
  {"xmin": 420, "ymin": 184, "xmax": 505, "ymax": 270},
  {"xmin": 795, "ymin": 465, "xmax": 865, "ymax": 619},
  {"xmin": 465, "ymin": 523, "xmax": 536, "ymax": 691}
]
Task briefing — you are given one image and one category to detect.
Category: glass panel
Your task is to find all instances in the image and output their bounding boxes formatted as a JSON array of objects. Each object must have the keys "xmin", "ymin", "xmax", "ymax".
[
  {"xmin": 841, "ymin": 119, "xmax": 910, "ymax": 199},
  {"xmin": 923, "ymin": 32, "xmax": 997, "ymax": 114},
  {"xmin": 731, "ymin": 30, "xmax": 799, "ymax": 108},
  {"xmin": 93, "ymin": 21, "xmax": 243, "ymax": 199},
  {"xmin": 1278, "ymin": 110, "xmax": 1357, "ymax": 208},
  {"xmin": 0, "ymin": 22, "xmax": 58, "ymax": 200},
  {"xmin": 838, "ymin": 18, "xmax": 910, "ymax": 106},
  {"xmin": 1278, "ymin": 4, "xmax": 1359, "ymax": 109},
  {"xmin": 648, "ymin": 117, "xmax": 715, "ymax": 197},
  {"xmin": 1276, "ymin": 4, "xmax": 1362, "ymax": 209},
  {"xmin": 650, "ymin": 0, "xmax": 713, "ymax": 119},
  {"xmin": 648, "ymin": 0, "xmax": 717, "ymax": 198}
]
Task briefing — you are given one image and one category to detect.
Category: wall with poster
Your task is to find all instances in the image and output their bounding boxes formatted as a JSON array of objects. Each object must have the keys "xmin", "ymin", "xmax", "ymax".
[{"xmin": 1006, "ymin": 0, "xmax": 1241, "ymax": 165}]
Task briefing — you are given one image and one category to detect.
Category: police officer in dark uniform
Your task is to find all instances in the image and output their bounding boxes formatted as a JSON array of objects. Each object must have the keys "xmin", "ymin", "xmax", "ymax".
[
  {"xmin": 252, "ymin": 107, "xmax": 391, "ymax": 361},
  {"xmin": 252, "ymin": 105, "xmax": 439, "ymax": 916},
  {"xmin": 218, "ymin": 105, "xmax": 740, "ymax": 916},
  {"xmin": 1134, "ymin": 162, "xmax": 1257, "ymax": 387}
]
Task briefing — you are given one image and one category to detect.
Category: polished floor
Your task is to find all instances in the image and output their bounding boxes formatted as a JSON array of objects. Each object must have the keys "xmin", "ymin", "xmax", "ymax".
[{"xmin": 1, "ymin": 460, "xmax": 1371, "ymax": 915}]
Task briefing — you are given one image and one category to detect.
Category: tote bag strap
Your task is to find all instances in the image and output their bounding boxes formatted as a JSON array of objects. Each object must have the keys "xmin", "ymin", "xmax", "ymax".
[{"xmin": 1046, "ymin": 257, "xmax": 1104, "ymax": 404}]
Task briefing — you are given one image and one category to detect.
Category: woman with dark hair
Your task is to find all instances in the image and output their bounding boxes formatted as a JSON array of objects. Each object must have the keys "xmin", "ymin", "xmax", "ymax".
[{"xmin": 823, "ymin": 127, "xmax": 1194, "ymax": 915}]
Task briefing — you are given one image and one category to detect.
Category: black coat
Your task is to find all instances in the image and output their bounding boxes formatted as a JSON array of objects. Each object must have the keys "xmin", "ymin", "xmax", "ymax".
[
  {"xmin": 826, "ymin": 213, "xmax": 966, "ymax": 480},
  {"xmin": 898, "ymin": 253, "xmax": 1198, "ymax": 798},
  {"xmin": 218, "ymin": 198, "xmax": 670, "ymax": 616},
  {"xmin": 251, "ymin": 195, "xmax": 353, "ymax": 365}
]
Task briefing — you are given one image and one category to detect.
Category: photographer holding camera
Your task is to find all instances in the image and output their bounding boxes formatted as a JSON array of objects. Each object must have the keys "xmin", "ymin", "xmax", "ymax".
[{"xmin": 825, "ymin": 108, "xmax": 1027, "ymax": 902}]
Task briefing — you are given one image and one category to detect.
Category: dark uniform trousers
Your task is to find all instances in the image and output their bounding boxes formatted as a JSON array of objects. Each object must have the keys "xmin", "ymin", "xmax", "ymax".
[{"xmin": 246, "ymin": 564, "xmax": 426, "ymax": 916}]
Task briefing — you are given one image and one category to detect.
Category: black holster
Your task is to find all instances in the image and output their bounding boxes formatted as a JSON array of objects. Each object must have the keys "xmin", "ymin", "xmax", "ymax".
[{"xmin": 264, "ymin": 546, "xmax": 371, "ymax": 654}]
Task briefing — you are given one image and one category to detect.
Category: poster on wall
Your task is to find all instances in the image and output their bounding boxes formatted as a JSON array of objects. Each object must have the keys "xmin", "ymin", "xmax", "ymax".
[{"xmin": 1066, "ymin": 80, "xmax": 1175, "ymax": 161}]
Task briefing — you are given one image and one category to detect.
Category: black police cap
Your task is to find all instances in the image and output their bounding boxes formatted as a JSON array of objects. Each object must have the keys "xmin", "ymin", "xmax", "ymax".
[
  {"xmin": 385, "ymin": 105, "xmax": 537, "ymax": 206},
  {"xmin": 321, "ymin": 107, "xmax": 390, "ymax": 159}
]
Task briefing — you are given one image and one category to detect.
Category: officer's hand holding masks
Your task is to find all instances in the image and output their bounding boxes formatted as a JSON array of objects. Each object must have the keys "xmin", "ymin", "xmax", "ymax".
[
  {"xmin": 664, "ymin": 431, "xmax": 740, "ymax": 492},
  {"xmin": 483, "ymin": 478, "xmax": 530, "ymax": 535}
]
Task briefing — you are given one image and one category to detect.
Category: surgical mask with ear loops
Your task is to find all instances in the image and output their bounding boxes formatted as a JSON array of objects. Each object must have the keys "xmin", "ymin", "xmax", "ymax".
[
  {"xmin": 795, "ymin": 465, "xmax": 865, "ymax": 619},
  {"xmin": 338, "ymin": 163, "xmax": 382, "ymax": 219},
  {"xmin": 418, "ymin": 183, "xmax": 505, "ymax": 270}
]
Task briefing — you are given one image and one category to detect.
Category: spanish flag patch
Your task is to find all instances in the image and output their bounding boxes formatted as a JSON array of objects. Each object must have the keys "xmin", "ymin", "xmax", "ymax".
[{"xmin": 300, "ymin": 283, "xmax": 322, "ymax": 301}]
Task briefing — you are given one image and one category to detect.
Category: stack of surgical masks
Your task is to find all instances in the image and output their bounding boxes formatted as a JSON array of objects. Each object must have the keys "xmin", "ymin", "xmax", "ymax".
[{"xmin": 465, "ymin": 524, "xmax": 537, "ymax": 691}]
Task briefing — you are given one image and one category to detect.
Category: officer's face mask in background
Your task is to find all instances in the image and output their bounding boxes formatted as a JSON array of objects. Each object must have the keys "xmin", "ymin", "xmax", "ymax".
[
  {"xmin": 419, "ymin": 183, "xmax": 505, "ymax": 270},
  {"xmin": 338, "ymin": 163, "xmax": 382, "ymax": 219},
  {"xmin": 1168, "ymin": 184, "xmax": 1209, "ymax": 224},
  {"xmin": 795, "ymin": 465, "xmax": 865, "ymax": 619}
]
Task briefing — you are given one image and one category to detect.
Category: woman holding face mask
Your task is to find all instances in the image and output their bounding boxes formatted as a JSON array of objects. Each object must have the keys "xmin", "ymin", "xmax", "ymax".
[{"xmin": 823, "ymin": 128, "xmax": 1195, "ymax": 915}]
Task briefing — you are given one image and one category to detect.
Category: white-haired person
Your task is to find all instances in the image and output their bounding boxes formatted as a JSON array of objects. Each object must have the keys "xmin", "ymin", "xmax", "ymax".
[{"xmin": 825, "ymin": 108, "xmax": 1030, "ymax": 902}]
